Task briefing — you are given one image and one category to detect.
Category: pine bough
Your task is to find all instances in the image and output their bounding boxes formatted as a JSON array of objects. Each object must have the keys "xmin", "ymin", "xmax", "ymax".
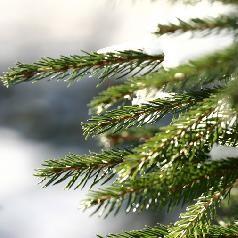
[{"xmin": 1, "ymin": 1, "xmax": 238, "ymax": 237}]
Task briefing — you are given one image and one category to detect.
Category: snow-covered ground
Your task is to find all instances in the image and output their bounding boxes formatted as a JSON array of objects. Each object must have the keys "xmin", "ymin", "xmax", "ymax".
[{"xmin": 0, "ymin": 128, "xmax": 158, "ymax": 238}]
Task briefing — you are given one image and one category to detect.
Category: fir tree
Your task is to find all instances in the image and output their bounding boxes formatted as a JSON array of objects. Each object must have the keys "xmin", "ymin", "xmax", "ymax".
[{"xmin": 1, "ymin": 1, "xmax": 238, "ymax": 237}]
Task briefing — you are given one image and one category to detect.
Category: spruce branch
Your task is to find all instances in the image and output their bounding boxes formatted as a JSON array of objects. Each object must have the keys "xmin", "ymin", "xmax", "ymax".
[
  {"xmin": 38, "ymin": 92, "xmax": 238, "ymax": 192},
  {"xmin": 35, "ymin": 148, "xmax": 132, "ymax": 189},
  {"xmin": 226, "ymin": 78, "xmax": 238, "ymax": 112},
  {"xmin": 167, "ymin": 191, "xmax": 225, "ymax": 238},
  {"xmin": 82, "ymin": 157, "xmax": 238, "ymax": 216},
  {"xmin": 117, "ymin": 95, "xmax": 237, "ymax": 177},
  {"xmin": 99, "ymin": 223, "xmax": 238, "ymax": 238},
  {"xmin": 2, "ymin": 0, "xmax": 238, "ymax": 237},
  {"xmin": 98, "ymin": 224, "xmax": 168, "ymax": 238},
  {"xmin": 0, "ymin": 50, "xmax": 164, "ymax": 87},
  {"xmin": 90, "ymin": 44, "xmax": 238, "ymax": 114},
  {"xmin": 154, "ymin": 15, "xmax": 238, "ymax": 35},
  {"xmin": 83, "ymin": 91, "xmax": 211, "ymax": 138},
  {"xmin": 207, "ymin": 223, "xmax": 238, "ymax": 237}
]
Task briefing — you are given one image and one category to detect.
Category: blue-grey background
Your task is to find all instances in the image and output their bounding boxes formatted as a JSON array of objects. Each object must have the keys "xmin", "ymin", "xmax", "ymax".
[{"xmin": 0, "ymin": 1, "xmax": 233, "ymax": 237}]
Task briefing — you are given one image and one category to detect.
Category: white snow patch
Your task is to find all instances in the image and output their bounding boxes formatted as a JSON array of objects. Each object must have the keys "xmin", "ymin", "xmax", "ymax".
[
  {"xmin": 98, "ymin": 35, "xmax": 164, "ymax": 56},
  {"xmin": 210, "ymin": 144, "xmax": 238, "ymax": 161},
  {"xmin": 132, "ymin": 88, "xmax": 174, "ymax": 106},
  {"xmin": 98, "ymin": 24, "xmax": 234, "ymax": 69},
  {"xmin": 0, "ymin": 128, "xmax": 49, "ymax": 196}
]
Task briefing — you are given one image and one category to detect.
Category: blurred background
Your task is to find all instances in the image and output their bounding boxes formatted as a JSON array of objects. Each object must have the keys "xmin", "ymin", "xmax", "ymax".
[{"xmin": 0, "ymin": 0, "xmax": 235, "ymax": 237}]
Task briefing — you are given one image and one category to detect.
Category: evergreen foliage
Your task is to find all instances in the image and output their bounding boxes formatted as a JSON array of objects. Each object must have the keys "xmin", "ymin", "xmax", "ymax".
[
  {"xmin": 83, "ymin": 91, "xmax": 212, "ymax": 137},
  {"xmin": 1, "ymin": 50, "xmax": 164, "ymax": 87},
  {"xmin": 154, "ymin": 15, "xmax": 238, "ymax": 35},
  {"xmin": 89, "ymin": 44, "xmax": 238, "ymax": 113},
  {"xmin": 98, "ymin": 223, "xmax": 238, "ymax": 238},
  {"xmin": 36, "ymin": 149, "xmax": 132, "ymax": 189},
  {"xmin": 1, "ymin": 0, "xmax": 238, "ymax": 237}
]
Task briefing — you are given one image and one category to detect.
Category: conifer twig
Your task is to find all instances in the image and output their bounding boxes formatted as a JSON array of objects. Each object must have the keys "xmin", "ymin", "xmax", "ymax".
[
  {"xmin": 98, "ymin": 224, "xmax": 168, "ymax": 238},
  {"xmin": 82, "ymin": 157, "xmax": 238, "ymax": 216},
  {"xmin": 1, "ymin": 50, "xmax": 164, "ymax": 87},
  {"xmin": 154, "ymin": 15, "xmax": 238, "ymax": 35},
  {"xmin": 167, "ymin": 191, "xmax": 225, "ymax": 238},
  {"xmin": 35, "ymin": 149, "xmax": 132, "ymax": 189},
  {"xmin": 90, "ymin": 44, "xmax": 238, "ymax": 113},
  {"xmin": 99, "ymin": 222, "xmax": 238, "ymax": 238},
  {"xmin": 84, "ymin": 91, "xmax": 211, "ymax": 137},
  {"xmin": 117, "ymin": 95, "xmax": 237, "ymax": 177}
]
